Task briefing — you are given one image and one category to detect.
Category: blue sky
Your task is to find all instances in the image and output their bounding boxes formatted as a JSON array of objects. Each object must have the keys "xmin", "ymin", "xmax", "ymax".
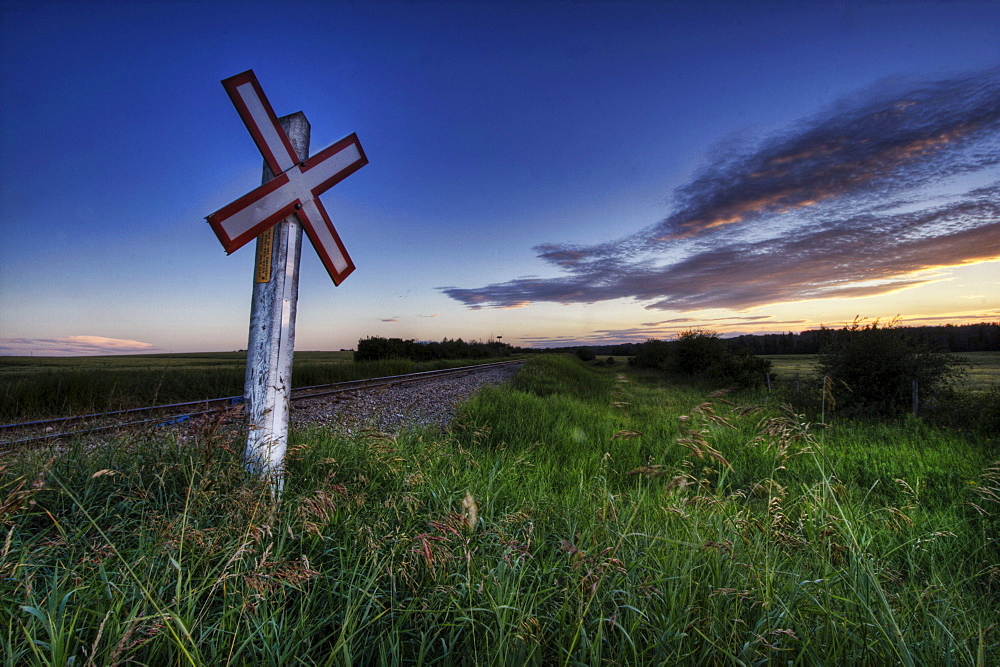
[{"xmin": 1, "ymin": 0, "xmax": 998, "ymax": 355}]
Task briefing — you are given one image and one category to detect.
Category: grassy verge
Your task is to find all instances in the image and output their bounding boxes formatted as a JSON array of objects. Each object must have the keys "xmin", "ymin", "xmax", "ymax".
[{"xmin": 1, "ymin": 355, "xmax": 997, "ymax": 663}]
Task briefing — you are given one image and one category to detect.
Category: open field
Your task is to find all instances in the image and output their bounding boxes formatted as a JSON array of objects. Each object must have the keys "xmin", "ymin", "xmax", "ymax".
[
  {"xmin": 762, "ymin": 353, "xmax": 821, "ymax": 377},
  {"xmin": 2, "ymin": 356, "xmax": 997, "ymax": 663},
  {"xmin": 960, "ymin": 351, "xmax": 1000, "ymax": 390},
  {"xmin": 0, "ymin": 350, "xmax": 355, "ymax": 375},
  {"xmin": 765, "ymin": 350, "xmax": 1000, "ymax": 391},
  {"xmin": 0, "ymin": 352, "xmax": 505, "ymax": 422}
]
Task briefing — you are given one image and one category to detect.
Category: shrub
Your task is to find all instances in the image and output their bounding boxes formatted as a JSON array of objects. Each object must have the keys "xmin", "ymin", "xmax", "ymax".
[
  {"xmin": 672, "ymin": 329, "xmax": 730, "ymax": 376},
  {"xmin": 927, "ymin": 382, "xmax": 1000, "ymax": 436},
  {"xmin": 629, "ymin": 331, "xmax": 770, "ymax": 388},
  {"xmin": 629, "ymin": 339, "xmax": 671, "ymax": 370},
  {"xmin": 716, "ymin": 347, "xmax": 773, "ymax": 388},
  {"xmin": 816, "ymin": 317, "xmax": 965, "ymax": 418},
  {"xmin": 575, "ymin": 346, "xmax": 596, "ymax": 362}
]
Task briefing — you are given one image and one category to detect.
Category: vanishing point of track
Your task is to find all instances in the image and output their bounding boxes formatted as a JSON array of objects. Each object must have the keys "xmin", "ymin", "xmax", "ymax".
[{"xmin": 0, "ymin": 360, "xmax": 524, "ymax": 451}]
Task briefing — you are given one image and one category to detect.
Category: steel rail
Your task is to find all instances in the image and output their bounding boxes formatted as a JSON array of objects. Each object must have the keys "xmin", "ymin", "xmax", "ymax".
[
  {"xmin": 2, "ymin": 409, "xmax": 228, "ymax": 448},
  {"xmin": 0, "ymin": 396, "xmax": 246, "ymax": 432},
  {"xmin": 1, "ymin": 360, "xmax": 523, "ymax": 450}
]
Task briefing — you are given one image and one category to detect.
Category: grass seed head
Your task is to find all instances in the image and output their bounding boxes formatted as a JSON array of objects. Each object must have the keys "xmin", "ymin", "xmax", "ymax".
[{"xmin": 462, "ymin": 490, "xmax": 478, "ymax": 531}]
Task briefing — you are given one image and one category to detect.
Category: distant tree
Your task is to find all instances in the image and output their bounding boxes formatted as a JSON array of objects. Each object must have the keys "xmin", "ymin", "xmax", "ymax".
[
  {"xmin": 673, "ymin": 330, "xmax": 770, "ymax": 387},
  {"xmin": 608, "ymin": 344, "xmax": 638, "ymax": 357},
  {"xmin": 629, "ymin": 339, "xmax": 672, "ymax": 370},
  {"xmin": 355, "ymin": 336, "xmax": 514, "ymax": 362},
  {"xmin": 817, "ymin": 317, "xmax": 965, "ymax": 417},
  {"xmin": 355, "ymin": 336, "xmax": 408, "ymax": 361},
  {"xmin": 630, "ymin": 331, "xmax": 769, "ymax": 387},
  {"xmin": 672, "ymin": 329, "xmax": 728, "ymax": 376},
  {"xmin": 575, "ymin": 347, "xmax": 596, "ymax": 362}
]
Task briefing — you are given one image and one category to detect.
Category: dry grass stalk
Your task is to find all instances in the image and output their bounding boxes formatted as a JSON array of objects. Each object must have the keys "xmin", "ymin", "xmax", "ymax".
[
  {"xmin": 298, "ymin": 485, "xmax": 349, "ymax": 535},
  {"xmin": 627, "ymin": 464, "xmax": 668, "ymax": 478},
  {"xmin": 971, "ymin": 462, "xmax": 1000, "ymax": 513},
  {"xmin": 0, "ymin": 458, "xmax": 52, "ymax": 523},
  {"xmin": 462, "ymin": 491, "xmax": 478, "ymax": 531}
]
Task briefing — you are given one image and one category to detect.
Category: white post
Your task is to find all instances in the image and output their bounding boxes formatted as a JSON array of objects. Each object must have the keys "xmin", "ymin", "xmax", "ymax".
[{"xmin": 243, "ymin": 111, "xmax": 310, "ymax": 496}]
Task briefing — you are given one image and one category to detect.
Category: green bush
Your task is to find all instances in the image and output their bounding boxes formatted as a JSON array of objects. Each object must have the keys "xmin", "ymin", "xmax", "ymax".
[
  {"xmin": 924, "ymin": 381, "xmax": 1000, "ymax": 436},
  {"xmin": 817, "ymin": 317, "xmax": 966, "ymax": 418},
  {"xmin": 628, "ymin": 338, "xmax": 671, "ymax": 370},
  {"xmin": 574, "ymin": 346, "xmax": 596, "ymax": 362},
  {"xmin": 672, "ymin": 329, "xmax": 730, "ymax": 375},
  {"xmin": 629, "ymin": 330, "xmax": 770, "ymax": 387}
]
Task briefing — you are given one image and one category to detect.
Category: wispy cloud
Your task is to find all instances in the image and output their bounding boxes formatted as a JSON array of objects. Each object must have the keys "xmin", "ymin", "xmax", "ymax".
[
  {"xmin": 0, "ymin": 335, "xmax": 158, "ymax": 356},
  {"xmin": 901, "ymin": 309, "xmax": 1000, "ymax": 325},
  {"xmin": 379, "ymin": 317, "xmax": 400, "ymax": 323},
  {"xmin": 641, "ymin": 315, "xmax": 778, "ymax": 327},
  {"xmin": 444, "ymin": 69, "xmax": 1000, "ymax": 311},
  {"xmin": 517, "ymin": 317, "xmax": 813, "ymax": 347}
]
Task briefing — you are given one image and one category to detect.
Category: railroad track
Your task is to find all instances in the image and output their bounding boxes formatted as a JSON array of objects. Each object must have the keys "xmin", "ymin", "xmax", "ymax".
[{"xmin": 0, "ymin": 360, "xmax": 524, "ymax": 451}]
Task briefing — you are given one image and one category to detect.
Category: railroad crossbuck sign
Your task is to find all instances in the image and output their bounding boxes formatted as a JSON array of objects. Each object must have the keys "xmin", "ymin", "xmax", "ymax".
[
  {"xmin": 206, "ymin": 70, "xmax": 367, "ymax": 284},
  {"xmin": 206, "ymin": 69, "xmax": 368, "ymax": 494}
]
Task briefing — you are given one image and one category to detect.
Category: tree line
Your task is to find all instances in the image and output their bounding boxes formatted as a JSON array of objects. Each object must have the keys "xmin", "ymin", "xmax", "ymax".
[
  {"xmin": 550, "ymin": 322, "xmax": 998, "ymax": 357},
  {"xmin": 728, "ymin": 322, "xmax": 999, "ymax": 354},
  {"xmin": 354, "ymin": 337, "xmax": 514, "ymax": 362}
]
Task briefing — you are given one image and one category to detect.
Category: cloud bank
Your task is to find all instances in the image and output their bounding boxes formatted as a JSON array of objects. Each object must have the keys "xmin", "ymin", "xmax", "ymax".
[
  {"xmin": 443, "ymin": 69, "xmax": 1000, "ymax": 312},
  {"xmin": 0, "ymin": 335, "xmax": 158, "ymax": 356}
]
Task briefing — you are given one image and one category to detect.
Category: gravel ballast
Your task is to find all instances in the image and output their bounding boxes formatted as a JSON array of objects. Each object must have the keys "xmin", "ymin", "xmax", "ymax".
[{"xmin": 291, "ymin": 362, "xmax": 523, "ymax": 434}]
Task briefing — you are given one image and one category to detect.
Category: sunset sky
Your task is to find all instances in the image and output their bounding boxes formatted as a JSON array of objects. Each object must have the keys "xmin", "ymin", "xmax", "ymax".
[{"xmin": 1, "ymin": 0, "xmax": 998, "ymax": 355}]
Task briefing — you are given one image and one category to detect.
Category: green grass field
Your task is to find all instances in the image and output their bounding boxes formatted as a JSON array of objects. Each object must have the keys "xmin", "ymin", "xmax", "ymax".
[
  {"xmin": 962, "ymin": 351, "xmax": 1000, "ymax": 390},
  {"xmin": 0, "ymin": 351, "xmax": 355, "ymax": 376},
  {"xmin": 766, "ymin": 351, "xmax": 1000, "ymax": 391},
  {"xmin": 2, "ymin": 355, "xmax": 997, "ymax": 664}
]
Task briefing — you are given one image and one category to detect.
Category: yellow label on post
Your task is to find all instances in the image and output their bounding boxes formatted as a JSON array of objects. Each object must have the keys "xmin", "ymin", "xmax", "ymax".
[{"xmin": 254, "ymin": 227, "xmax": 274, "ymax": 283}]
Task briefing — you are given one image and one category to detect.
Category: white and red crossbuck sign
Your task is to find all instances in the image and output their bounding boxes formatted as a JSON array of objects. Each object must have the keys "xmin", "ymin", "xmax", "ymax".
[{"xmin": 206, "ymin": 70, "xmax": 367, "ymax": 284}]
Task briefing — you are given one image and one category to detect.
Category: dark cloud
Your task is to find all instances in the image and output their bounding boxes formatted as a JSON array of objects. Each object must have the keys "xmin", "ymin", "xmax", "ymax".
[{"xmin": 443, "ymin": 69, "xmax": 1000, "ymax": 312}]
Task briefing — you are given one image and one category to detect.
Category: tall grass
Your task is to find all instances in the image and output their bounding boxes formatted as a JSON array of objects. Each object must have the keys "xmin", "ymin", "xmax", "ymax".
[{"xmin": 1, "ymin": 355, "xmax": 996, "ymax": 663}]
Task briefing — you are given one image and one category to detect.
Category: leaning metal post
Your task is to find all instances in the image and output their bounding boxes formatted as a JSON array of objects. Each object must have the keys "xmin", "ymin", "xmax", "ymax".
[{"xmin": 243, "ymin": 112, "xmax": 310, "ymax": 497}]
